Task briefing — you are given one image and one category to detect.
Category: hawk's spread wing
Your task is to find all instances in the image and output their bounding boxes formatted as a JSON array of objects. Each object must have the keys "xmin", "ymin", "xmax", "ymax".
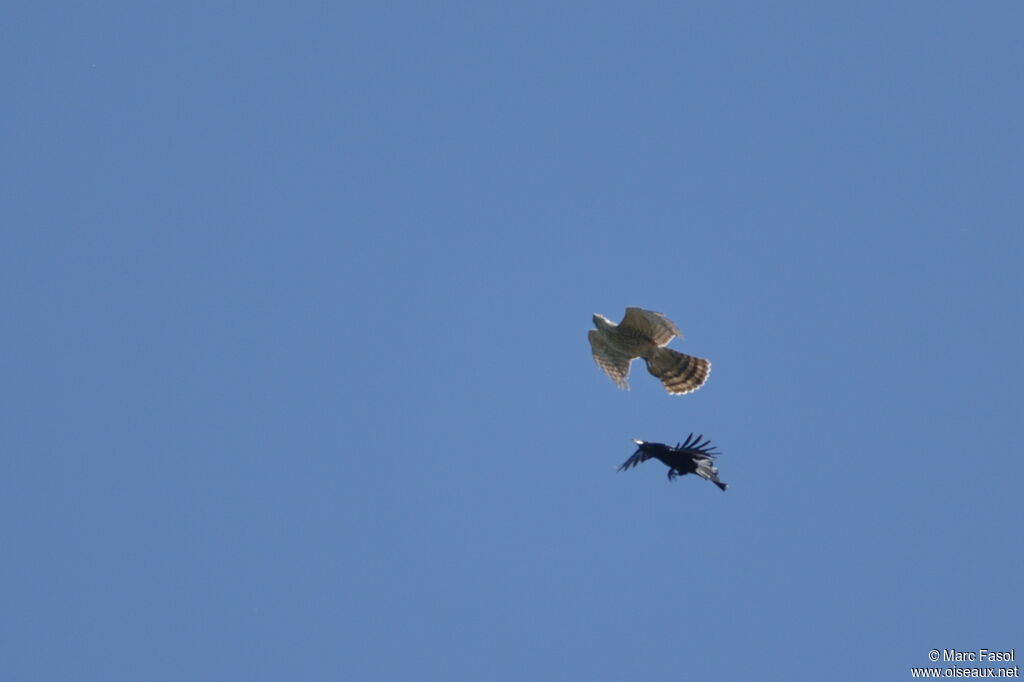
[
  {"xmin": 588, "ymin": 329, "xmax": 633, "ymax": 389},
  {"xmin": 621, "ymin": 307, "xmax": 681, "ymax": 346}
]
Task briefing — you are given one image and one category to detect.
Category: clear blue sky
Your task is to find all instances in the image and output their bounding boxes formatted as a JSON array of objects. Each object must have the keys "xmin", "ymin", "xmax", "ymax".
[{"xmin": 3, "ymin": 3, "xmax": 1021, "ymax": 681}]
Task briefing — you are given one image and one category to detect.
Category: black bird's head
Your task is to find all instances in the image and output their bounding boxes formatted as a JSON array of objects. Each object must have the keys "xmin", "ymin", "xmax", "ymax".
[{"xmin": 631, "ymin": 439, "xmax": 673, "ymax": 459}]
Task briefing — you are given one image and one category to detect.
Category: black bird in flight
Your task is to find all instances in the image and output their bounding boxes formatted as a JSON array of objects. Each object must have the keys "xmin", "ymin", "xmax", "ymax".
[{"xmin": 619, "ymin": 434, "xmax": 728, "ymax": 491}]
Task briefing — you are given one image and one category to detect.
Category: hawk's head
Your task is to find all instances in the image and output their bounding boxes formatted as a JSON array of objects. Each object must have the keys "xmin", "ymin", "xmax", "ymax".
[{"xmin": 592, "ymin": 313, "xmax": 614, "ymax": 331}]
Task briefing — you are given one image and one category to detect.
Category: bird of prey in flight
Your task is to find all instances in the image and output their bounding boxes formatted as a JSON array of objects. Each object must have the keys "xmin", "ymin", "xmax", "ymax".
[
  {"xmin": 618, "ymin": 435, "xmax": 728, "ymax": 491},
  {"xmin": 588, "ymin": 307, "xmax": 710, "ymax": 394}
]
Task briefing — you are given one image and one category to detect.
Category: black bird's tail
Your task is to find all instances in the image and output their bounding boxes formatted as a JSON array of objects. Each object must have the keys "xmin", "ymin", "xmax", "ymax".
[{"xmin": 694, "ymin": 457, "xmax": 728, "ymax": 492}]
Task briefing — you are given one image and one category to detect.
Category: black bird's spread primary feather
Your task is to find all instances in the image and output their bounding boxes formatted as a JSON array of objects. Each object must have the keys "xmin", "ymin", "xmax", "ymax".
[{"xmin": 619, "ymin": 433, "xmax": 728, "ymax": 491}]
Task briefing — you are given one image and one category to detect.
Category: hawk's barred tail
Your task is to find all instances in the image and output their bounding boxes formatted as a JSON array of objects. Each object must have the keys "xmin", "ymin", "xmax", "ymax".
[{"xmin": 645, "ymin": 347, "xmax": 711, "ymax": 395}]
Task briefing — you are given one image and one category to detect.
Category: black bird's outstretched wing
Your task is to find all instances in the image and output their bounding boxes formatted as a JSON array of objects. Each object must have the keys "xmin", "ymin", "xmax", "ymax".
[{"xmin": 674, "ymin": 432, "xmax": 719, "ymax": 459}]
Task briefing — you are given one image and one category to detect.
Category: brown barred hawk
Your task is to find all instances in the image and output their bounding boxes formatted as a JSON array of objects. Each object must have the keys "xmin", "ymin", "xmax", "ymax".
[{"xmin": 588, "ymin": 307, "xmax": 711, "ymax": 395}]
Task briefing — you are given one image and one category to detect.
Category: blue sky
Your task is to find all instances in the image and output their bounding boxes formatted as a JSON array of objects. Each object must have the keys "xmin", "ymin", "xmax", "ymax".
[{"xmin": 3, "ymin": 3, "xmax": 1022, "ymax": 680}]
